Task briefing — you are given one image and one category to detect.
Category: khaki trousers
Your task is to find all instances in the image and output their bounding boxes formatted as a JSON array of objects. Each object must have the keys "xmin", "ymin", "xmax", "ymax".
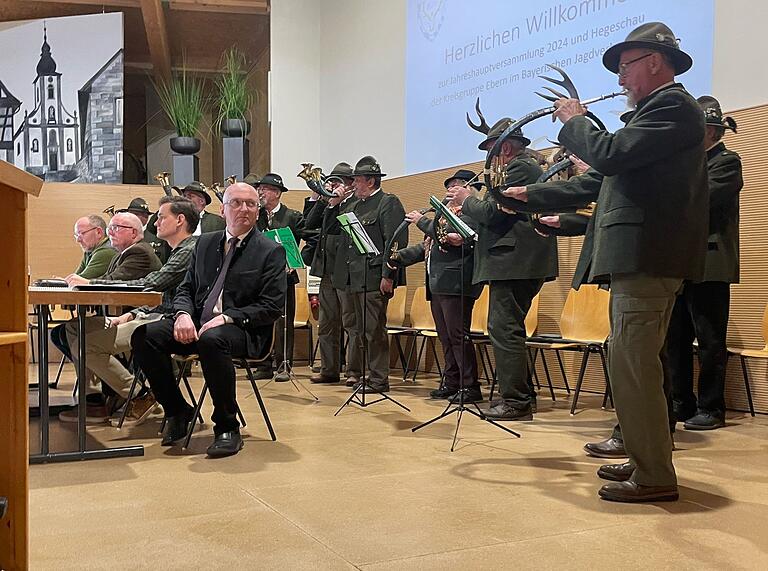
[
  {"xmin": 609, "ymin": 273, "xmax": 682, "ymax": 487},
  {"xmin": 66, "ymin": 313, "xmax": 163, "ymax": 398}
]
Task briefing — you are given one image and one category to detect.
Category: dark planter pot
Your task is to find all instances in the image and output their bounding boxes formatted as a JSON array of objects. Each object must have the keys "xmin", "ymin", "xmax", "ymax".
[
  {"xmin": 170, "ymin": 136, "xmax": 201, "ymax": 155},
  {"xmin": 221, "ymin": 118, "xmax": 251, "ymax": 137}
]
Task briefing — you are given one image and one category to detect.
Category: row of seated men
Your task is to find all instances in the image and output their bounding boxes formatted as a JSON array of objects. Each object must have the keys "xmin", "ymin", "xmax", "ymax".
[{"xmin": 49, "ymin": 160, "xmax": 404, "ymax": 458}]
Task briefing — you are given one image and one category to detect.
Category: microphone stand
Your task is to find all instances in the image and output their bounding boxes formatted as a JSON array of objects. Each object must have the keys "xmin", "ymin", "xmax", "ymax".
[{"xmin": 411, "ymin": 211, "xmax": 520, "ymax": 451}]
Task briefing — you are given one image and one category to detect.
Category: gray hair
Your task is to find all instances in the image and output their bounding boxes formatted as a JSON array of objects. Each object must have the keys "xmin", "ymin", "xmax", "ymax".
[
  {"xmin": 85, "ymin": 214, "xmax": 107, "ymax": 232},
  {"xmin": 111, "ymin": 212, "xmax": 144, "ymax": 235}
]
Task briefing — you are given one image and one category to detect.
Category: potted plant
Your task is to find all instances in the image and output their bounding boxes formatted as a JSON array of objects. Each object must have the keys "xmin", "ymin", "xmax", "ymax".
[
  {"xmin": 214, "ymin": 47, "xmax": 254, "ymax": 137},
  {"xmin": 155, "ymin": 68, "xmax": 207, "ymax": 154}
]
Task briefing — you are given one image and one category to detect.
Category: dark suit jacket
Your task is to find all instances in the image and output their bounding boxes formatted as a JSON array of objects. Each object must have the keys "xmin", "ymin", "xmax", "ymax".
[
  {"xmin": 559, "ymin": 83, "xmax": 708, "ymax": 281},
  {"xmin": 702, "ymin": 142, "xmax": 742, "ymax": 283},
  {"xmin": 173, "ymin": 229, "xmax": 287, "ymax": 359},
  {"xmin": 257, "ymin": 202, "xmax": 306, "ymax": 286},
  {"xmin": 525, "ymin": 169, "xmax": 604, "ymax": 289},
  {"xmin": 332, "ymin": 190, "xmax": 408, "ymax": 293},
  {"xmin": 393, "ymin": 210, "xmax": 483, "ymax": 299},
  {"xmin": 462, "ymin": 154, "xmax": 558, "ymax": 284},
  {"xmin": 304, "ymin": 197, "xmax": 348, "ymax": 279},
  {"xmin": 300, "ymin": 197, "xmax": 321, "ymax": 267},
  {"xmin": 101, "ymin": 241, "xmax": 162, "ymax": 281}
]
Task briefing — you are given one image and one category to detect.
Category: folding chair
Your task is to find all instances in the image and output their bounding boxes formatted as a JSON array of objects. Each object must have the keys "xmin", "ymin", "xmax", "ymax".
[
  {"xmin": 402, "ymin": 286, "xmax": 443, "ymax": 383},
  {"xmin": 181, "ymin": 326, "xmax": 278, "ymax": 448},
  {"xmin": 725, "ymin": 303, "xmax": 766, "ymax": 417},
  {"xmin": 526, "ymin": 285, "xmax": 611, "ymax": 415},
  {"xmin": 292, "ymin": 287, "xmax": 315, "ymax": 367}
]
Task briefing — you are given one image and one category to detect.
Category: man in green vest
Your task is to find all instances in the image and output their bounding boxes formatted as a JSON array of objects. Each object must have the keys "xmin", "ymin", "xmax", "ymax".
[
  {"xmin": 447, "ymin": 121, "xmax": 558, "ymax": 421},
  {"xmin": 546, "ymin": 22, "xmax": 708, "ymax": 502},
  {"xmin": 333, "ymin": 156, "xmax": 407, "ymax": 393}
]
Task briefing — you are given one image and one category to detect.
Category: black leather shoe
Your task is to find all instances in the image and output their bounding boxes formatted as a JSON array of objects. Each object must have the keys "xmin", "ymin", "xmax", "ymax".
[
  {"xmin": 252, "ymin": 368, "xmax": 273, "ymax": 380},
  {"xmin": 584, "ymin": 437, "xmax": 627, "ymax": 459},
  {"xmin": 448, "ymin": 387, "xmax": 483, "ymax": 403},
  {"xmin": 310, "ymin": 373, "xmax": 341, "ymax": 384},
  {"xmin": 482, "ymin": 401, "xmax": 533, "ymax": 421},
  {"xmin": 161, "ymin": 410, "xmax": 194, "ymax": 446},
  {"xmin": 597, "ymin": 461, "xmax": 635, "ymax": 482},
  {"xmin": 672, "ymin": 403, "xmax": 697, "ymax": 423},
  {"xmin": 206, "ymin": 431, "xmax": 244, "ymax": 458},
  {"xmin": 684, "ymin": 412, "xmax": 725, "ymax": 431},
  {"xmin": 598, "ymin": 480, "xmax": 679, "ymax": 503},
  {"xmin": 430, "ymin": 386, "xmax": 459, "ymax": 399}
]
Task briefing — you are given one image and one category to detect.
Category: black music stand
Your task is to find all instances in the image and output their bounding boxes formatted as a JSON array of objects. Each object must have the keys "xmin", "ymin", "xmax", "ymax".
[
  {"xmin": 410, "ymin": 197, "xmax": 520, "ymax": 450},
  {"xmin": 334, "ymin": 214, "xmax": 410, "ymax": 416}
]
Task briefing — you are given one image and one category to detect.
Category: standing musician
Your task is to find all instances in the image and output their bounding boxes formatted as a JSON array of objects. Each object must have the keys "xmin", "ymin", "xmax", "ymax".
[
  {"xmin": 304, "ymin": 162, "xmax": 364, "ymax": 385},
  {"xmin": 389, "ymin": 169, "xmax": 484, "ymax": 402},
  {"xmin": 175, "ymin": 182, "xmax": 227, "ymax": 235},
  {"xmin": 532, "ymin": 22, "xmax": 707, "ymax": 502},
  {"xmin": 332, "ymin": 156, "xmax": 407, "ymax": 393},
  {"xmin": 666, "ymin": 96, "xmax": 742, "ymax": 430},
  {"xmin": 448, "ymin": 119, "xmax": 558, "ymax": 421},
  {"xmin": 254, "ymin": 173, "xmax": 307, "ymax": 381}
]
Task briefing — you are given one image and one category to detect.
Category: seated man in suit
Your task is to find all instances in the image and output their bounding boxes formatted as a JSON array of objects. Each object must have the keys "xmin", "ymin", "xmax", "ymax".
[
  {"xmin": 132, "ymin": 182, "xmax": 286, "ymax": 458},
  {"xmin": 50, "ymin": 214, "xmax": 117, "ymax": 361},
  {"xmin": 60, "ymin": 197, "xmax": 199, "ymax": 425}
]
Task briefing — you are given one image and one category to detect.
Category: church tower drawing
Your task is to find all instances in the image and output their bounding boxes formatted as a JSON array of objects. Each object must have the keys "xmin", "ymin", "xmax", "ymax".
[{"xmin": 12, "ymin": 25, "xmax": 80, "ymax": 181}]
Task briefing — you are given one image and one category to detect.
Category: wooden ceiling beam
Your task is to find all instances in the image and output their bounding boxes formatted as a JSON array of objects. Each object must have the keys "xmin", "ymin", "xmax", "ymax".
[
  {"xmin": 139, "ymin": 0, "xmax": 172, "ymax": 82},
  {"xmin": 168, "ymin": 0, "xmax": 269, "ymax": 15},
  {"xmin": 27, "ymin": 0, "xmax": 140, "ymax": 7}
]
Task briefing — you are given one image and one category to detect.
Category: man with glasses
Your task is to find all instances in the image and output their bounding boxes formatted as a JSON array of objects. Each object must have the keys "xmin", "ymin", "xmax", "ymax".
[
  {"xmin": 132, "ymin": 183, "xmax": 286, "ymax": 458},
  {"xmin": 60, "ymin": 197, "xmax": 199, "ymax": 426},
  {"xmin": 49, "ymin": 214, "xmax": 117, "ymax": 376},
  {"xmin": 56, "ymin": 212, "xmax": 161, "ymax": 422},
  {"xmin": 547, "ymin": 22, "xmax": 708, "ymax": 502},
  {"xmin": 71, "ymin": 214, "xmax": 117, "ymax": 279}
]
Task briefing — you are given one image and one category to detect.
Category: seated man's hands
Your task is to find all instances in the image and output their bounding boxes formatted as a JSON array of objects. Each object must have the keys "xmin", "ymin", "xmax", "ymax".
[
  {"xmin": 199, "ymin": 314, "xmax": 227, "ymax": 337},
  {"xmin": 108, "ymin": 312, "xmax": 135, "ymax": 327},
  {"xmin": 65, "ymin": 274, "xmax": 90, "ymax": 287},
  {"xmin": 174, "ymin": 313, "xmax": 199, "ymax": 344}
]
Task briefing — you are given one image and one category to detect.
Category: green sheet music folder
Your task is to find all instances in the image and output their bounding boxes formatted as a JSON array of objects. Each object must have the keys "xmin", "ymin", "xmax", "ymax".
[{"xmin": 264, "ymin": 227, "xmax": 305, "ymax": 269}]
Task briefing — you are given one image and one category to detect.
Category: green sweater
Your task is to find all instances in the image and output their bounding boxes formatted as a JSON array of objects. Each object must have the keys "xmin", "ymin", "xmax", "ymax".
[{"xmin": 75, "ymin": 237, "xmax": 117, "ymax": 279}]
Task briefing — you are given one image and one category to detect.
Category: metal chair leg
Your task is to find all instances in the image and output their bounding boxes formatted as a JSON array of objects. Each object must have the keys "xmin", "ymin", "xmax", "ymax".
[
  {"xmin": 739, "ymin": 355, "xmax": 756, "ymax": 417},
  {"xmin": 569, "ymin": 350, "xmax": 591, "ymax": 416},
  {"xmin": 555, "ymin": 349, "xmax": 570, "ymax": 393},
  {"xmin": 411, "ymin": 337, "xmax": 427, "ymax": 382},
  {"xmin": 539, "ymin": 351, "xmax": 556, "ymax": 402},
  {"xmin": 598, "ymin": 346, "xmax": 612, "ymax": 409},
  {"xmin": 182, "ymin": 382, "xmax": 208, "ymax": 449},
  {"xmin": 528, "ymin": 347, "xmax": 541, "ymax": 389},
  {"xmin": 242, "ymin": 360, "xmax": 277, "ymax": 441},
  {"xmin": 428, "ymin": 337, "xmax": 443, "ymax": 381},
  {"xmin": 117, "ymin": 373, "xmax": 141, "ymax": 429}
]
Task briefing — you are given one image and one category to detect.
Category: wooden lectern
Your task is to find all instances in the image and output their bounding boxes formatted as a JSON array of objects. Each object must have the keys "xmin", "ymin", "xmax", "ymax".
[{"xmin": 0, "ymin": 160, "xmax": 43, "ymax": 570}]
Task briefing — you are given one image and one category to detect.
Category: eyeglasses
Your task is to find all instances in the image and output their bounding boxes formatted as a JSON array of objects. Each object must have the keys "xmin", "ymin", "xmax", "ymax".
[
  {"xmin": 107, "ymin": 224, "xmax": 134, "ymax": 233},
  {"xmin": 617, "ymin": 53, "xmax": 653, "ymax": 77},
  {"xmin": 224, "ymin": 199, "xmax": 259, "ymax": 209},
  {"xmin": 73, "ymin": 227, "xmax": 99, "ymax": 240}
]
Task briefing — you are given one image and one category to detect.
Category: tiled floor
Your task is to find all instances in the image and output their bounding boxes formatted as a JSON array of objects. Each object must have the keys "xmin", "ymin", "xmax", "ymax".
[{"xmin": 29, "ymin": 363, "xmax": 768, "ymax": 569}]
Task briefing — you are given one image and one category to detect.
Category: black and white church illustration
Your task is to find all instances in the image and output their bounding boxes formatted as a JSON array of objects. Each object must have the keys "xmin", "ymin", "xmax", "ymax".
[{"xmin": 0, "ymin": 13, "xmax": 124, "ymax": 183}]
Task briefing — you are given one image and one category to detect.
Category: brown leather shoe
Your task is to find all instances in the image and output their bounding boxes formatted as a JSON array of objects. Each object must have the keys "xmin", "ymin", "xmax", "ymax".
[
  {"xmin": 310, "ymin": 373, "xmax": 340, "ymax": 384},
  {"xmin": 598, "ymin": 481, "xmax": 679, "ymax": 503},
  {"xmin": 584, "ymin": 437, "xmax": 627, "ymax": 459},
  {"xmin": 345, "ymin": 376, "xmax": 360, "ymax": 387},
  {"xmin": 597, "ymin": 461, "xmax": 635, "ymax": 482}
]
